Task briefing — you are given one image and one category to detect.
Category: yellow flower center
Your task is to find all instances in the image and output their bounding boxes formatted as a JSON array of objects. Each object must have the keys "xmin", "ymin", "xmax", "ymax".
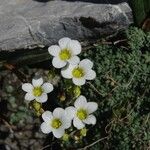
[
  {"xmin": 77, "ymin": 109, "xmax": 88, "ymax": 120},
  {"xmin": 51, "ymin": 118, "xmax": 62, "ymax": 129},
  {"xmin": 59, "ymin": 49, "xmax": 71, "ymax": 61},
  {"xmin": 72, "ymin": 67, "xmax": 85, "ymax": 78},
  {"xmin": 32, "ymin": 87, "xmax": 43, "ymax": 97}
]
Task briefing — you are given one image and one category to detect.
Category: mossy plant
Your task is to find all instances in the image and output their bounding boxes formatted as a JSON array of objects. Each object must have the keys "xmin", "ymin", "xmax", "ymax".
[
  {"xmin": 76, "ymin": 33, "xmax": 150, "ymax": 149},
  {"xmin": 125, "ymin": 27, "xmax": 146, "ymax": 50}
]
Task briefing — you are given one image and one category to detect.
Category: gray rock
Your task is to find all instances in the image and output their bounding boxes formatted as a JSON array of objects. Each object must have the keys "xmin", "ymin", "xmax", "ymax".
[{"xmin": 0, "ymin": 0, "xmax": 132, "ymax": 52}]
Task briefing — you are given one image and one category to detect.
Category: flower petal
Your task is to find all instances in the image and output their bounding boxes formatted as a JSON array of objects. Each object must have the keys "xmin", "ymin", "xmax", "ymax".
[
  {"xmin": 41, "ymin": 122, "xmax": 52, "ymax": 134},
  {"xmin": 73, "ymin": 117, "xmax": 85, "ymax": 129},
  {"xmin": 68, "ymin": 40, "xmax": 81, "ymax": 55},
  {"xmin": 25, "ymin": 93, "xmax": 35, "ymax": 101},
  {"xmin": 61, "ymin": 64, "xmax": 75, "ymax": 79},
  {"xmin": 74, "ymin": 95, "xmax": 87, "ymax": 108},
  {"xmin": 36, "ymin": 93, "xmax": 48, "ymax": 103},
  {"xmin": 52, "ymin": 57, "xmax": 67, "ymax": 69},
  {"xmin": 22, "ymin": 83, "xmax": 33, "ymax": 93},
  {"xmin": 42, "ymin": 83, "xmax": 54, "ymax": 93},
  {"xmin": 83, "ymin": 115, "xmax": 96, "ymax": 125},
  {"xmin": 58, "ymin": 37, "xmax": 71, "ymax": 49},
  {"xmin": 53, "ymin": 107, "xmax": 65, "ymax": 118},
  {"xmin": 72, "ymin": 78, "xmax": 86, "ymax": 86},
  {"xmin": 61, "ymin": 116, "xmax": 72, "ymax": 129},
  {"xmin": 79, "ymin": 59, "xmax": 93, "ymax": 71},
  {"xmin": 85, "ymin": 70, "xmax": 96, "ymax": 80},
  {"xmin": 68, "ymin": 56, "xmax": 80, "ymax": 65},
  {"xmin": 52, "ymin": 128, "xmax": 65, "ymax": 138},
  {"xmin": 42, "ymin": 111, "xmax": 53, "ymax": 123},
  {"xmin": 86, "ymin": 102, "xmax": 98, "ymax": 114},
  {"xmin": 65, "ymin": 106, "xmax": 76, "ymax": 120},
  {"xmin": 48, "ymin": 45, "xmax": 61, "ymax": 56},
  {"xmin": 32, "ymin": 77, "xmax": 43, "ymax": 87}
]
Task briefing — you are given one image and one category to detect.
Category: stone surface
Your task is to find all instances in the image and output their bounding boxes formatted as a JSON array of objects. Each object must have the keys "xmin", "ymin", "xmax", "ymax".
[{"xmin": 0, "ymin": 0, "xmax": 132, "ymax": 52}]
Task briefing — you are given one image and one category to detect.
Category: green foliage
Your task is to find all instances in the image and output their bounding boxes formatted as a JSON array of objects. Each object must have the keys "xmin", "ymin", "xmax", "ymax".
[
  {"xmin": 125, "ymin": 27, "xmax": 150, "ymax": 51},
  {"xmin": 57, "ymin": 27, "xmax": 150, "ymax": 149},
  {"xmin": 145, "ymin": 32, "xmax": 150, "ymax": 48},
  {"xmin": 129, "ymin": 0, "xmax": 150, "ymax": 26},
  {"xmin": 126, "ymin": 27, "xmax": 146, "ymax": 50},
  {"xmin": 76, "ymin": 30, "xmax": 150, "ymax": 149},
  {"xmin": 144, "ymin": 0, "xmax": 150, "ymax": 15}
]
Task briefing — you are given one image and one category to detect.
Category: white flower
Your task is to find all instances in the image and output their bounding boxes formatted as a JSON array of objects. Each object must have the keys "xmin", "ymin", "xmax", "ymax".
[
  {"xmin": 65, "ymin": 95, "xmax": 98, "ymax": 129},
  {"xmin": 48, "ymin": 37, "xmax": 81, "ymax": 69},
  {"xmin": 40, "ymin": 108, "xmax": 71, "ymax": 138},
  {"xmin": 61, "ymin": 59, "xmax": 96, "ymax": 86},
  {"xmin": 22, "ymin": 77, "xmax": 53, "ymax": 103}
]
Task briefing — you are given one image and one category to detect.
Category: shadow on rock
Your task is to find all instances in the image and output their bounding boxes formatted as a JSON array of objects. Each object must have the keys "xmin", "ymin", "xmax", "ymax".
[
  {"xmin": 62, "ymin": 0, "xmax": 128, "ymax": 4},
  {"xmin": 33, "ymin": 0, "xmax": 53, "ymax": 2},
  {"xmin": 33, "ymin": 0, "xmax": 128, "ymax": 4}
]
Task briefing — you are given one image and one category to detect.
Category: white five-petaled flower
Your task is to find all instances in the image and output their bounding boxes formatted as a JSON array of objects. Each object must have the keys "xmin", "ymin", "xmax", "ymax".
[
  {"xmin": 65, "ymin": 95, "xmax": 98, "ymax": 129},
  {"xmin": 22, "ymin": 77, "xmax": 53, "ymax": 103},
  {"xmin": 40, "ymin": 108, "xmax": 71, "ymax": 138},
  {"xmin": 61, "ymin": 59, "xmax": 96, "ymax": 86},
  {"xmin": 48, "ymin": 37, "xmax": 81, "ymax": 69}
]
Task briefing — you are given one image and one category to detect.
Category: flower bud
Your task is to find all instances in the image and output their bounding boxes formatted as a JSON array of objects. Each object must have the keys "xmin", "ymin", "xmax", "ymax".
[
  {"xmin": 73, "ymin": 86, "xmax": 81, "ymax": 98},
  {"xmin": 62, "ymin": 133, "xmax": 69, "ymax": 141},
  {"xmin": 80, "ymin": 128, "xmax": 87, "ymax": 137},
  {"xmin": 32, "ymin": 101, "xmax": 42, "ymax": 111}
]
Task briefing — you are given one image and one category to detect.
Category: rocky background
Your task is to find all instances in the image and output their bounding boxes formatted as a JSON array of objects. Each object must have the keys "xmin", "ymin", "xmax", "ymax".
[{"xmin": 0, "ymin": 0, "xmax": 132, "ymax": 52}]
